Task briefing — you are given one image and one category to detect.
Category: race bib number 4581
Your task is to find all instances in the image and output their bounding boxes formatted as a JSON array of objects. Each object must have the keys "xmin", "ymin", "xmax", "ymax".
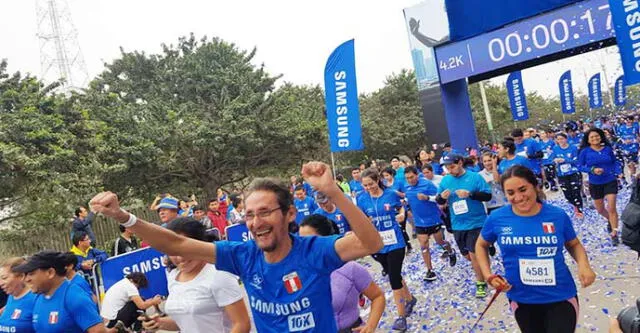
[{"xmin": 519, "ymin": 258, "xmax": 556, "ymax": 286}]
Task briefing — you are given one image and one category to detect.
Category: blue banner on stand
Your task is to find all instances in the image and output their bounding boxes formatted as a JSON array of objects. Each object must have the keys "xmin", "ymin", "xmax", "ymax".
[
  {"xmin": 609, "ymin": 1, "xmax": 640, "ymax": 85},
  {"xmin": 506, "ymin": 71, "xmax": 529, "ymax": 121},
  {"xmin": 615, "ymin": 75, "xmax": 626, "ymax": 106},
  {"xmin": 101, "ymin": 247, "xmax": 168, "ymax": 299},
  {"xmin": 225, "ymin": 223, "xmax": 253, "ymax": 242},
  {"xmin": 588, "ymin": 73, "xmax": 603, "ymax": 109},
  {"xmin": 559, "ymin": 70, "xmax": 576, "ymax": 114},
  {"xmin": 324, "ymin": 39, "xmax": 365, "ymax": 152}
]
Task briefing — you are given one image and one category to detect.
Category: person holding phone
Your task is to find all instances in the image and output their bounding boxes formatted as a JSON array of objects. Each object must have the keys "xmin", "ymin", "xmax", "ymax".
[{"xmin": 100, "ymin": 273, "xmax": 162, "ymax": 331}]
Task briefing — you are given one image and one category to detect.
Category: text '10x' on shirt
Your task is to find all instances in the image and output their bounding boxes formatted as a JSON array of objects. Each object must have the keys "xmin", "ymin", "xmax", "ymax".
[
  {"xmin": 480, "ymin": 203, "xmax": 578, "ymax": 304},
  {"xmin": 215, "ymin": 234, "xmax": 345, "ymax": 332}
]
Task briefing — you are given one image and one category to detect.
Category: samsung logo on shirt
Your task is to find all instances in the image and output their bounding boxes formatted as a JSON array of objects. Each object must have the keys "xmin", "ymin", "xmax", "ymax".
[
  {"xmin": 500, "ymin": 235, "xmax": 558, "ymax": 245},
  {"xmin": 250, "ymin": 296, "xmax": 311, "ymax": 316}
]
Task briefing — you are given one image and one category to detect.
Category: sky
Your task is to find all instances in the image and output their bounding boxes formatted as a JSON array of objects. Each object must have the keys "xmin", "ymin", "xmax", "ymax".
[{"xmin": 0, "ymin": 0, "xmax": 626, "ymax": 97}]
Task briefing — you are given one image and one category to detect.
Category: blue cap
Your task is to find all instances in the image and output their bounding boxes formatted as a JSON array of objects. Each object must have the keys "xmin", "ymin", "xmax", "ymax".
[
  {"xmin": 157, "ymin": 197, "xmax": 179, "ymax": 210},
  {"xmin": 441, "ymin": 154, "xmax": 464, "ymax": 165}
]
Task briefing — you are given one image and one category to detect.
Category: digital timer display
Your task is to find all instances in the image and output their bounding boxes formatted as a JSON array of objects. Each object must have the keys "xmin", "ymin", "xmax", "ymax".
[{"xmin": 434, "ymin": 0, "xmax": 615, "ymax": 84}]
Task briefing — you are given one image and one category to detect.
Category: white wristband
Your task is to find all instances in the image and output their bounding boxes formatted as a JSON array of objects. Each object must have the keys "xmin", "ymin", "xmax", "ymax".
[{"xmin": 120, "ymin": 209, "xmax": 137, "ymax": 228}]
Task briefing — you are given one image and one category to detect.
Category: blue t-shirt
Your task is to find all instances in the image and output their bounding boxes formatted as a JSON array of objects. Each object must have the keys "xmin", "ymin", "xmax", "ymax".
[
  {"xmin": 32, "ymin": 280, "xmax": 102, "ymax": 333},
  {"xmin": 617, "ymin": 123, "xmax": 639, "ymax": 152},
  {"xmin": 497, "ymin": 155, "xmax": 533, "ymax": 175},
  {"xmin": 294, "ymin": 196, "xmax": 318, "ymax": 225},
  {"xmin": 312, "ymin": 206, "xmax": 351, "ymax": 235},
  {"xmin": 515, "ymin": 138, "xmax": 541, "ymax": 173},
  {"xmin": 550, "ymin": 145, "xmax": 579, "ymax": 177},
  {"xmin": 481, "ymin": 204, "xmax": 578, "ymax": 304},
  {"xmin": 216, "ymin": 234, "xmax": 344, "ymax": 333},
  {"xmin": 404, "ymin": 178, "xmax": 441, "ymax": 227},
  {"xmin": 538, "ymin": 139, "xmax": 555, "ymax": 165},
  {"xmin": 357, "ymin": 189, "xmax": 406, "ymax": 253},
  {"xmin": 0, "ymin": 292, "xmax": 37, "ymax": 333},
  {"xmin": 393, "ymin": 167, "xmax": 406, "ymax": 189},
  {"xmin": 348, "ymin": 180, "xmax": 364, "ymax": 198},
  {"xmin": 567, "ymin": 133, "xmax": 582, "ymax": 148},
  {"xmin": 438, "ymin": 171, "xmax": 490, "ymax": 231},
  {"xmin": 577, "ymin": 146, "xmax": 618, "ymax": 184},
  {"xmin": 430, "ymin": 162, "xmax": 443, "ymax": 175},
  {"xmin": 383, "ymin": 179, "xmax": 403, "ymax": 193},
  {"xmin": 70, "ymin": 273, "xmax": 94, "ymax": 299}
]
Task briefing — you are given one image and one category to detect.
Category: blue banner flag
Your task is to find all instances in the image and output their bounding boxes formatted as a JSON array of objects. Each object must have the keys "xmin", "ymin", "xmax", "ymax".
[
  {"xmin": 609, "ymin": 0, "xmax": 640, "ymax": 85},
  {"xmin": 588, "ymin": 73, "xmax": 603, "ymax": 109},
  {"xmin": 506, "ymin": 71, "xmax": 529, "ymax": 121},
  {"xmin": 100, "ymin": 247, "xmax": 168, "ymax": 299},
  {"xmin": 615, "ymin": 75, "xmax": 626, "ymax": 106},
  {"xmin": 559, "ymin": 70, "xmax": 576, "ymax": 114},
  {"xmin": 225, "ymin": 223, "xmax": 253, "ymax": 242},
  {"xmin": 324, "ymin": 39, "xmax": 365, "ymax": 152}
]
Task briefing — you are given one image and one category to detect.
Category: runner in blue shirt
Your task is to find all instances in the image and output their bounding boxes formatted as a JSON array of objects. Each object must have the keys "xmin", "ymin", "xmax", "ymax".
[
  {"xmin": 390, "ymin": 156, "xmax": 406, "ymax": 189},
  {"xmin": 62, "ymin": 253, "xmax": 98, "ymax": 304},
  {"xmin": 476, "ymin": 165, "xmax": 595, "ymax": 333},
  {"xmin": 0, "ymin": 257, "xmax": 37, "ymax": 333},
  {"xmin": 293, "ymin": 186, "xmax": 318, "ymax": 226},
  {"xmin": 565, "ymin": 122, "xmax": 583, "ymax": 148},
  {"xmin": 436, "ymin": 154, "xmax": 492, "ymax": 298},
  {"xmin": 403, "ymin": 166, "xmax": 456, "ymax": 282},
  {"xmin": 15, "ymin": 251, "xmax": 105, "ymax": 333},
  {"xmin": 357, "ymin": 168, "xmax": 416, "ymax": 332},
  {"xmin": 348, "ymin": 168, "xmax": 364, "ymax": 201},
  {"xmin": 512, "ymin": 129, "xmax": 543, "ymax": 177},
  {"xmin": 497, "ymin": 139, "xmax": 534, "ymax": 175},
  {"xmin": 617, "ymin": 116, "xmax": 639, "ymax": 180},
  {"xmin": 578, "ymin": 128, "xmax": 620, "ymax": 245},
  {"xmin": 550, "ymin": 133, "xmax": 584, "ymax": 218},
  {"xmin": 381, "ymin": 166, "xmax": 413, "ymax": 254},
  {"xmin": 538, "ymin": 129, "xmax": 559, "ymax": 192},
  {"xmin": 312, "ymin": 192, "xmax": 351, "ymax": 235},
  {"xmin": 90, "ymin": 161, "xmax": 384, "ymax": 333}
]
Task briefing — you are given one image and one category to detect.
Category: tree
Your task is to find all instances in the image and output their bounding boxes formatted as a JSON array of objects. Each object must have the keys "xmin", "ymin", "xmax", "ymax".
[{"xmin": 80, "ymin": 34, "xmax": 328, "ymax": 199}]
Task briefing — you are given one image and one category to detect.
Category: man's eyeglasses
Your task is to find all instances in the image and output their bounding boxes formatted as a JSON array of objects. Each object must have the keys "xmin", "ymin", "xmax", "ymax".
[{"xmin": 245, "ymin": 206, "xmax": 282, "ymax": 221}]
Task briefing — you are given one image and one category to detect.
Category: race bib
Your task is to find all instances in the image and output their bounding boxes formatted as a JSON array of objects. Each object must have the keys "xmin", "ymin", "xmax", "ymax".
[
  {"xmin": 560, "ymin": 163, "xmax": 571, "ymax": 173},
  {"xmin": 379, "ymin": 229, "xmax": 398, "ymax": 246},
  {"xmin": 543, "ymin": 151, "xmax": 550, "ymax": 159},
  {"xmin": 516, "ymin": 151, "xmax": 527, "ymax": 157},
  {"xmin": 519, "ymin": 258, "xmax": 556, "ymax": 286},
  {"xmin": 452, "ymin": 200, "xmax": 469, "ymax": 215}
]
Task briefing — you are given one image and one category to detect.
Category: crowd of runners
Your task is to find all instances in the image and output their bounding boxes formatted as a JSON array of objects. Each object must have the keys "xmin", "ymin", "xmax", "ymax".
[{"xmin": 1, "ymin": 114, "xmax": 640, "ymax": 332}]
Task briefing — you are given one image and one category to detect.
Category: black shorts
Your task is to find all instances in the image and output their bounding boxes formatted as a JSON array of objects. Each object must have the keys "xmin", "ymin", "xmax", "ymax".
[
  {"xmin": 589, "ymin": 180, "xmax": 618, "ymax": 200},
  {"xmin": 453, "ymin": 228, "xmax": 482, "ymax": 256},
  {"xmin": 415, "ymin": 225, "xmax": 442, "ymax": 235}
]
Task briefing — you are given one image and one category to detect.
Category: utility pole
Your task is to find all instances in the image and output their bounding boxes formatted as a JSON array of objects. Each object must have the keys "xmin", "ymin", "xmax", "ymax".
[{"xmin": 36, "ymin": 0, "xmax": 88, "ymax": 93}]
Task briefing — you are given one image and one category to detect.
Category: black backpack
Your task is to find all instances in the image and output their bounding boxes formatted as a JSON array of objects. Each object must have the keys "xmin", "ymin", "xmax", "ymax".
[{"xmin": 621, "ymin": 180, "xmax": 640, "ymax": 255}]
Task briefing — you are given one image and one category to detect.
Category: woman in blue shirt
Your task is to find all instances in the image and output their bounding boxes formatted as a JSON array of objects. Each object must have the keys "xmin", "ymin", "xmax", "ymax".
[
  {"xmin": 578, "ymin": 128, "xmax": 620, "ymax": 245},
  {"xmin": 476, "ymin": 165, "xmax": 595, "ymax": 333},
  {"xmin": 550, "ymin": 133, "xmax": 584, "ymax": 218},
  {"xmin": 0, "ymin": 257, "xmax": 37, "ymax": 333},
  {"xmin": 357, "ymin": 168, "xmax": 416, "ymax": 332}
]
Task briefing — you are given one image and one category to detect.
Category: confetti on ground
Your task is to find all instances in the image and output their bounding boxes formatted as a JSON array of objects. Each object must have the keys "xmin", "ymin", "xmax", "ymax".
[{"xmin": 359, "ymin": 187, "xmax": 640, "ymax": 332}]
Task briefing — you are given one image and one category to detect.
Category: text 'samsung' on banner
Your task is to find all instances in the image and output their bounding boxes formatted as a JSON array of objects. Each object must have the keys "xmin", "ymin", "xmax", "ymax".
[
  {"xmin": 559, "ymin": 70, "xmax": 576, "ymax": 114},
  {"xmin": 323, "ymin": 39, "xmax": 364, "ymax": 153},
  {"xmin": 609, "ymin": 0, "xmax": 640, "ymax": 85},
  {"xmin": 615, "ymin": 75, "xmax": 626, "ymax": 106},
  {"xmin": 506, "ymin": 71, "xmax": 529, "ymax": 121},
  {"xmin": 588, "ymin": 73, "xmax": 603, "ymax": 109}
]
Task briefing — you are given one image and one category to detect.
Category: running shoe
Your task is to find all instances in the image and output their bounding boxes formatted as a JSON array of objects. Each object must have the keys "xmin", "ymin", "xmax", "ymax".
[
  {"xmin": 114, "ymin": 321, "xmax": 127, "ymax": 333},
  {"xmin": 488, "ymin": 245, "xmax": 497, "ymax": 257},
  {"xmin": 475, "ymin": 281, "xmax": 488, "ymax": 298},
  {"xmin": 544, "ymin": 181, "xmax": 550, "ymax": 190},
  {"xmin": 405, "ymin": 296, "xmax": 417, "ymax": 316},
  {"xmin": 424, "ymin": 270, "xmax": 437, "ymax": 282},
  {"xmin": 448, "ymin": 249, "xmax": 457, "ymax": 267},
  {"xmin": 392, "ymin": 317, "xmax": 407, "ymax": 332},
  {"xmin": 573, "ymin": 206, "xmax": 584, "ymax": 219},
  {"xmin": 359, "ymin": 294, "xmax": 366, "ymax": 307},
  {"xmin": 550, "ymin": 185, "xmax": 559, "ymax": 192}
]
